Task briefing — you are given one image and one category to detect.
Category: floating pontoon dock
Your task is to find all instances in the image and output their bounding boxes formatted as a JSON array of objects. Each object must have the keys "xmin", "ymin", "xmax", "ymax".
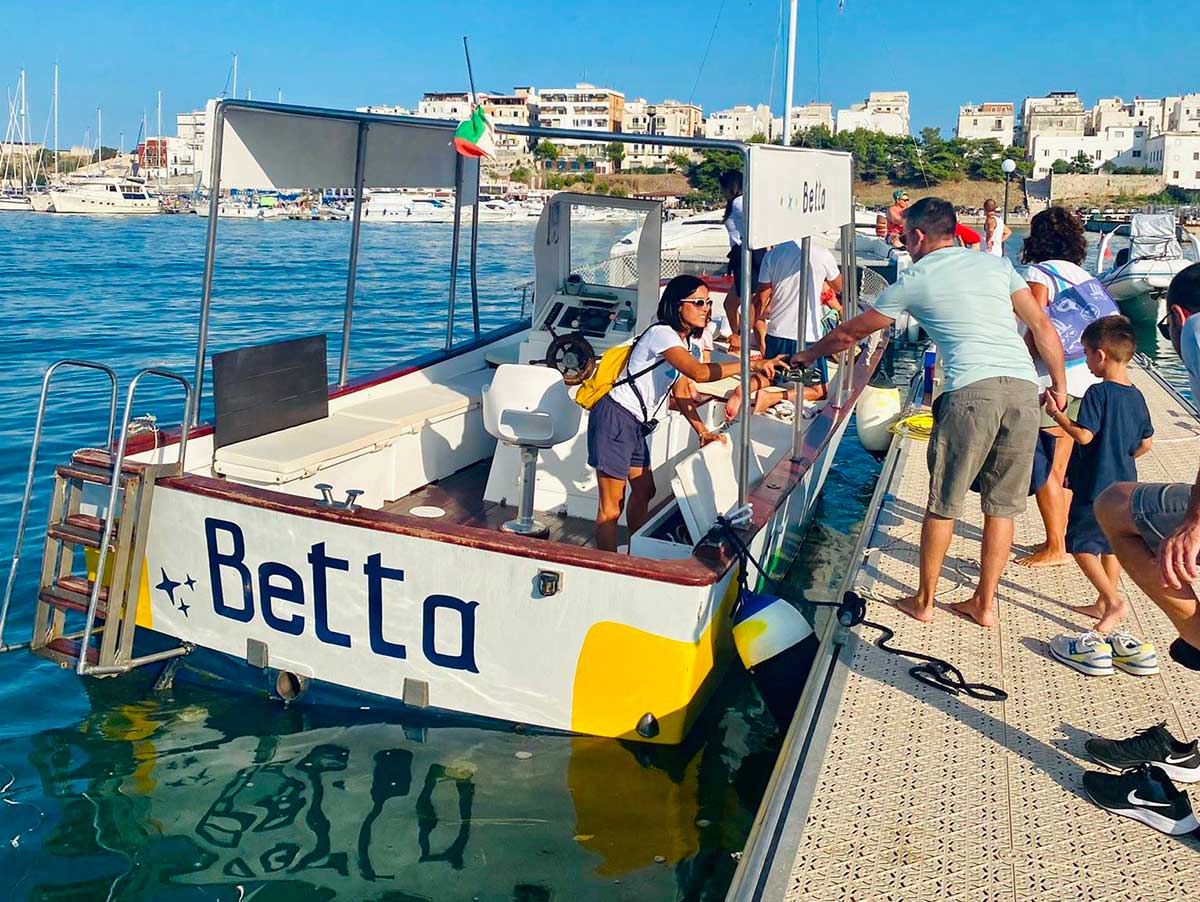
[{"xmin": 729, "ymin": 360, "xmax": 1200, "ymax": 900}]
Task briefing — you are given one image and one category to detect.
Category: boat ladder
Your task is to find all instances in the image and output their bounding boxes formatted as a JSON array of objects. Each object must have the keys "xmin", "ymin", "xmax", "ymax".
[{"xmin": 0, "ymin": 361, "xmax": 195, "ymax": 677}]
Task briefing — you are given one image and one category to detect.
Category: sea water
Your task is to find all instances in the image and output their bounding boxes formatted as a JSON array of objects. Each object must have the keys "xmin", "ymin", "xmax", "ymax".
[{"xmin": 0, "ymin": 215, "xmax": 1186, "ymax": 901}]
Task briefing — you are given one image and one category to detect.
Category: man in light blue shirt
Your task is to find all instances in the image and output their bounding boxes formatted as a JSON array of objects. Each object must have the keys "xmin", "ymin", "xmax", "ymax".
[{"xmin": 791, "ymin": 197, "xmax": 1066, "ymax": 628}]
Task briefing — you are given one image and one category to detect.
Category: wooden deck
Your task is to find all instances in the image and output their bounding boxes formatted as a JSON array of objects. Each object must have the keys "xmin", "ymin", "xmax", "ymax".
[
  {"xmin": 774, "ymin": 363, "xmax": 1200, "ymax": 900},
  {"xmin": 382, "ymin": 460, "xmax": 617, "ymax": 548}
]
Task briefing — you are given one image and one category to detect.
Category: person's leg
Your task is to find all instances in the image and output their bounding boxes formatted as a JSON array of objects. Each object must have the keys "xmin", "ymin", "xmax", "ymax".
[
  {"xmin": 625, "ymin": 465, "xmax": 655, "ymax": 536},
  {"xmin": 595, "ymin": 472, "xmax": 627, "ymax": 552},
  {"xmin": 1017, "ymin": 427, "xmax": 1074, "ymax": 568},
  {"xmin": 1069, "ymin": 552, "xmax": 1129, "ymax": 631},
  {"xmin": 894, "ymin": 512, "xmax": 954, "ymax": 623},
  {"xmin": 948, "ymin": 514, "xmax": 1012, "ymax": 628},
  {"xmin": 955, "ymin": 378, "xmax": 1040, "ymax": 627},
  {"xmin": 1096, "ymin": 482, "xmax": 1200, "ymax": 653}
]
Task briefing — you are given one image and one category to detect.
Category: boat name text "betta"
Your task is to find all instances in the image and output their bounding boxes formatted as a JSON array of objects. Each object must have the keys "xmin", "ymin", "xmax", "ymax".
[
  {"xmin": 779, "ymin": 180, "xmax": 827, "ymax": 214},
  {"xmin": 204, "ymin": 518, "xmax": 479, "ymax": 673}
]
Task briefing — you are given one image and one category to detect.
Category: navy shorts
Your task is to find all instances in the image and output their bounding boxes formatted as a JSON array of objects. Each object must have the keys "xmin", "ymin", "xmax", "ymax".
[
  {"xmin": 763, "ymin": 335, "xmax": 828, "ymax": 388},
  {"xmin": 587, "ymin": 395, "xmax": 649, "ymax": 479},
  {"xmin": 1066, "ymin": 498, "xmax": 1111, "ymax": 555},
  {"xmin": 728, "ymin": 245, "xmax": 766, "ymax": 295}
]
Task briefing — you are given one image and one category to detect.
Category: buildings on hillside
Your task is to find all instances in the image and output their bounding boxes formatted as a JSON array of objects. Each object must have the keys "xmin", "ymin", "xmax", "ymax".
[
  {"xmin": 836, "ymin": 91, "xmax": 909, "ymax": 136},
  {"xmin": 956, "ymin": 103, "xmax": 1014, "ymax": 147},
  {"xmin": 1147, "ymin": 132, "xmax": 1200, "ymax": 190},
  {"xmin": 623, "ymin": 99, "xmax": 703, "ymax": 169},
  {"xmin": 703, "ymin": 104, "xmax": 772, "ymax": 142}
]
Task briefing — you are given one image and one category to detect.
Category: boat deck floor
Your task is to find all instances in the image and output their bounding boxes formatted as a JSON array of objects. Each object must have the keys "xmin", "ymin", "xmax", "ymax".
[
  {"xmin": 382, "ymin": 460, "xmax": 625, "ymax": 548},
  {"xmin": 785, "ymin": 364, "xmax": 1200, "ymax": 900}
]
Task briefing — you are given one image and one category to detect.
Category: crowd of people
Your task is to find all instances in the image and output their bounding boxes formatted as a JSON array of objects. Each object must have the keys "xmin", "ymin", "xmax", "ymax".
[{"xmin": 586, "ymin": 176, "xmax": 1200, "ymax": 835}]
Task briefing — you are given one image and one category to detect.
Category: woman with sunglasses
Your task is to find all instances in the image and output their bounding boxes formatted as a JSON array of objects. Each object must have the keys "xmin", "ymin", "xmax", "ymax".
[
  {"xmin": 588, "ymin": 274, "xmax": 783, "ymax": 551},
  {"xmin": 1016, "ymin": 206, "xmax": 1106, "ymax": 569}
]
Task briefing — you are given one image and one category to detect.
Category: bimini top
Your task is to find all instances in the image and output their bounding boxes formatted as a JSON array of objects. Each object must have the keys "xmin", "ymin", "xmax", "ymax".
[{"xmin": 201, "ymin": 99, "xmax": 479, "ymax": 197}]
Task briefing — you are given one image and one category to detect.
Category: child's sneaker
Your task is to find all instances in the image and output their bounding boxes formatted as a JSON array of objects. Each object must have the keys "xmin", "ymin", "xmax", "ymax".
[
  {"xmin": 1107, "ymin": 630, "xmax": 1159, "ymax": 676},
  {"xmin": 1050, "ymin": 630, "xmax": 1114, "ymax": 676}
]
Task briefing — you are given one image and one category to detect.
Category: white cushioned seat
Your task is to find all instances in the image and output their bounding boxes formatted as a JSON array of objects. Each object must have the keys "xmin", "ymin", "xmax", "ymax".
[{"xmin": 213, "ymin": 369, "xmax": 494, "ymax": 483}]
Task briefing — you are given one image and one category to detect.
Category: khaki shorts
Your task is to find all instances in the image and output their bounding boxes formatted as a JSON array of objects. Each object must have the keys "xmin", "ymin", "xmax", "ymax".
[{"xmin": 927, "ymin": 377, "xmax": 1040, "ymax": 519}]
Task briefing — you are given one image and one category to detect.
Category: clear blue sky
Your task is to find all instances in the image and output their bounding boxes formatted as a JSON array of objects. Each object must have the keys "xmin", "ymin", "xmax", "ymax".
[{"xmin": 1, "ymin": 0, "xmax": 1186, "ymax": 148}]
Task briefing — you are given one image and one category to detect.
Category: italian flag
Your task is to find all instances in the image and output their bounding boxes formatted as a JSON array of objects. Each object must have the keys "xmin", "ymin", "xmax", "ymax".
[{"xmin": 453, "ymin": 106, "xmax": 497, "ymax": 158}]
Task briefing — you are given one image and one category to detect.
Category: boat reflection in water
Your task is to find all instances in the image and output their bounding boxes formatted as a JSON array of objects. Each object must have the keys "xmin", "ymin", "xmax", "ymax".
[{"xmin": 4, "ymin": 673, "xmax": 778, "ymax": 900}]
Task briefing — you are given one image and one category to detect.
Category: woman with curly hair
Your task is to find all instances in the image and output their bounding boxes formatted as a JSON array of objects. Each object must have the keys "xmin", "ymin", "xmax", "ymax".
[{"xmin": 1017, "ymin": 206, "xmax": 1105, "ymax": 568}]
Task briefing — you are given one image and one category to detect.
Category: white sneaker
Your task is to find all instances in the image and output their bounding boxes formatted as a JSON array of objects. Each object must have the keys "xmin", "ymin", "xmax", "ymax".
[
  {"xmin": 1107, "ymin": 630, "xmax": 1160, "ymax": 676},
  {"xmin": 1050, "ymin": 631, "xmax": 1114, "ymax": 677}
]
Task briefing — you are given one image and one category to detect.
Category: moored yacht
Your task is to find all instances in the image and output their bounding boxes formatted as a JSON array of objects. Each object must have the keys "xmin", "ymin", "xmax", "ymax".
[
  {"xmin": 49, "ymin": 174, "xmax": 161, "ymax": 215},
  {"xmin": 0, "ymin": 101, "xmax": 885, "ymax": 746}
]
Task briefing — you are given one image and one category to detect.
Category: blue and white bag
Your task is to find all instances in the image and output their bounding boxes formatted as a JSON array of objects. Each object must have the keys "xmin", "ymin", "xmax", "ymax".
[{"xmin": 1031, "ymin": 263, "xmax": 1119, "ymax": 361}]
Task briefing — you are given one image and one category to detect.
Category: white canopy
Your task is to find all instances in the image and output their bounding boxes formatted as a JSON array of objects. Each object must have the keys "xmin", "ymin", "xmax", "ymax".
[
  {"xmin": 1130, "ymin": 212, "xmax": 1183, "ymax": 261},
  {"xmin": 200, "ymin": 100, "xmax": 478, "ymax": 198}
]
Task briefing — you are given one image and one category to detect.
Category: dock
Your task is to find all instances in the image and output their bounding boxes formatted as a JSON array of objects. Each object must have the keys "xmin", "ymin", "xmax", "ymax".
[{"xmin": 728, "ymin": 360, "xmax": 1200, "ymax": 900}]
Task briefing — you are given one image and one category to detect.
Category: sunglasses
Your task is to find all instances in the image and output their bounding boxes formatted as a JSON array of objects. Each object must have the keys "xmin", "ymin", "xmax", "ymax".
[{"xmin": 681, "ymin": 297, "xmax": 713, "ymax": 308}]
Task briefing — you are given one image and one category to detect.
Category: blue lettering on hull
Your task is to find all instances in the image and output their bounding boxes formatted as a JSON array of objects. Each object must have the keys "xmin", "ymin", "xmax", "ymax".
[{"xmin": 201, "ymin": 517, "xmax": 478, "ymax": 673}]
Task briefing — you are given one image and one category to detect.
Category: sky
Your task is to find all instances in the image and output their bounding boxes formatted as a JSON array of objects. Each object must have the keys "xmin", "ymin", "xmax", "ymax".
[{"xmin": 0, "ymin": 0, "xmax": 1188, "ymax": 149}]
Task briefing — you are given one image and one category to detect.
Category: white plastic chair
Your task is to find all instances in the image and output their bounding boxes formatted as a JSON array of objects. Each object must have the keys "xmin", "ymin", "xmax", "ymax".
[{"xmin": 482, "ymin": 364, "xmax": 582, "ymax": 537}]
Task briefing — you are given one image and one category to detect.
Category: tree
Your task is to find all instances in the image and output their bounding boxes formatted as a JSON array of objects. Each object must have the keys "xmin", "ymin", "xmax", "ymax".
[
  {"xmin": 533, "ymin": 140, "xmax": 559, "ymax": 164},
  {"xmin": 1051, "ymin": 159, "xmax": 1072, "ymax": 174},
  {"xmin": 667, "ymin": 151, "xmax": 692, "ymax": 174},
  {"xmin": 604, "ymin": 142, "xmax": 625, "ymax": 172},
  {"xmin": 685, "ymin": 148, "xmax": 742, "ymax": 205},
  {"xmin": 1069, "ymin": 151, "xmax": 1096, "ymax": 174},
  {"xmin": 509, "ymin": 165, "xmax": 531, "ymax": 185},
  {"xmin": 748, "ymin": 132, "xmax": 769, "ymax": 144}
]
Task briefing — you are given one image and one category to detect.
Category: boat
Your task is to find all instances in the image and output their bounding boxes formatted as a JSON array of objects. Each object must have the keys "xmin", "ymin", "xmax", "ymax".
[
  {"xmin": 1096, "ymin": 212, "xmax": 1200, "ymax": 322},
  {"xmin": 194, "ymin": 193, "xmax": 290, "ymax": 220},
  {"xmin": 0, "ymin": 100, "xmax": 885, "ymax": 747},
  {"xmin": 49, "ymin": 173, "xmax": 161, "ymax": 215},
  {"xmin": 0, "ymin": 68, "xmax": 37, "ymax": 213}
]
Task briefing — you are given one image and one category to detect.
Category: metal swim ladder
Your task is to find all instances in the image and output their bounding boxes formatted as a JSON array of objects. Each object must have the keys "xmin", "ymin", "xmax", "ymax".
[{"xmin": 0, "ymin": 362, "xmax": 194, "ymax": 676}]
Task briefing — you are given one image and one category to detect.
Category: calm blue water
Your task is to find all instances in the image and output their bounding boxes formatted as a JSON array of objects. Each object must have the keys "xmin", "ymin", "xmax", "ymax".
[
  {"xmin": 0, "ymin": 214, "xmax": 1186, "ymax": 901},
  {"xmin": 0, "ymin": 212, "xmax": 821, "ymax": 902}
]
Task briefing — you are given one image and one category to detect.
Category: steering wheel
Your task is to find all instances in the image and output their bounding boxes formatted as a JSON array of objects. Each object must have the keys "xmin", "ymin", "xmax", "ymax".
[{"xmin": 542, "ymin": 332, "xmax": 597, "ymax": 385}]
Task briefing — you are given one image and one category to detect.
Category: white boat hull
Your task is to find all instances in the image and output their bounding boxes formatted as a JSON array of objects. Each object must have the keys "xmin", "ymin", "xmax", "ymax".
[
  {"xmin": 49, "ymin": 189, "xmax": 160, "ymax": 215},
  {"xmin": 0, "ymin": 195, "xmax": 32, "ymax": 212}
]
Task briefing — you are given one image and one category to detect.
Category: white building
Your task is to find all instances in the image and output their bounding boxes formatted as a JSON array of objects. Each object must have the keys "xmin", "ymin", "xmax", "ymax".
[
  {"xmin": 956, "ymin": 103, "xmax": 1014, "ymax": 146},
  {"xmin": 771, "ymin": 102, "xmax": 834, "ymax": 144},
  {"xmin": 176, "ymin": 109, "xmax": 208, "ymax": 178},
  {"xmin": 1088, "ymin": 96, "xmax": 1170, "ymax": 137},
  {"xmin": 1020, "ymin": 92, "xmax": 1086, "ymax": 153},
  {"xmin": 622, "ymin": 98, "xmax": 703, "ymax": 169},
  {"xmin": 1029, "ymin": 125, "xmax": 1151, "ymax": 178},
  {"xmin": 1147, "ymin": 132, "xmax": 1200, "ymax": 189},
  {"xmin": 704, "ymin": 104, "xmax": 772, "ymax": 141},
  {"xmin": 364, "ymin": 90, "xmax": 537, "ymax": 162},
  {"xmin": 536, "ymin": 83, "xmax": 625, "ymax": 168},
  {"xmin": 356, "ymin": 104, "xmax": 413, "ymax": 117},
  {"xmin": 1167, "ymin": 95, "xmax": 1200, "ymax": 133},
  {"xmin": 836, "ymin": 91, "xmax": 909, "ymax": 136}
]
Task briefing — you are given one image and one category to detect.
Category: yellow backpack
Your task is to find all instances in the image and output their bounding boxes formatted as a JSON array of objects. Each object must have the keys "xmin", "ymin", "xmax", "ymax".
[{"xmin": 573, "ymin": 329, "xmax": 667, "ymax": 411}]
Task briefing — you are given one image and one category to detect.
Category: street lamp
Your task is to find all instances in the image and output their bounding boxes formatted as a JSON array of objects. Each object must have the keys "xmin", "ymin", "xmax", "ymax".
[{"xmin": 1001, "ymin": 158, "xmax": 1017, "ymax": 219}]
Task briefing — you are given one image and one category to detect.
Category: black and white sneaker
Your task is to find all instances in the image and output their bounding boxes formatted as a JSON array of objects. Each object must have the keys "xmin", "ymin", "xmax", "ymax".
[
  {"xmin": 1086, "ymin": 721, "xmax": 1200, "ymax": 784},
  {"xmin": 1082, "ymin": 764, "xmax": 1199, "ymax": 835}
]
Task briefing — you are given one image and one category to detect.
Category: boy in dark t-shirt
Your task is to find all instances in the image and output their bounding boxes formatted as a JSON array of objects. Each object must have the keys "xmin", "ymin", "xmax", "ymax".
[{"xmin": 1047, "ymin": 316, "xmax": 1154, "ymax": 637}]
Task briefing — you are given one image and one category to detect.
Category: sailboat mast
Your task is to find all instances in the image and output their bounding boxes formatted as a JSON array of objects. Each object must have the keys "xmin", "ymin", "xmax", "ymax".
[
  {"xmin": 782, "ymin": 0, "xmax": 798, "ymax": 145},
  {"xmin": 20, "ymin": 68, "xmax": 28, "ymax": 188},
  {"xmin": 97, "ymin": 107, "xmax": 101, "ymax": 166},
  {"xmin": 53, "ymin": 64, "xmax": 58, "ymax": 178},
  {"xmin": 232, "ymin": 53, "xmax": 238, "ymax": 100},
  {"xmin": 157, "ymin": 89, "xmax": 162, "ymax": 175}
]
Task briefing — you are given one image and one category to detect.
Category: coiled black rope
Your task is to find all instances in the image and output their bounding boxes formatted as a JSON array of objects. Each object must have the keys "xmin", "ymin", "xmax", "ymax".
[{"xmin": 715, "ymin": 518, "xmax": 1008, "ymax": 703}]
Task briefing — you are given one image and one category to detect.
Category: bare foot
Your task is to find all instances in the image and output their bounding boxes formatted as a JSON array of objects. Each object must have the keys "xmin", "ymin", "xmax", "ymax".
[
  {"xmin": 1014, "ymin": 547, "xmax": 1072, "ymax": 568},
  {"xmin": 1094, "ymin": 597, "xmax": 1130, "ymax": 633},
  {"xmin": 893, "ymin": 596, "xmax": 935, "ymax": 623},
  {"xmin": 724, "ymin": 390, "xmax": 744, "ymax": 423},
  {"xmin": 947, "ymin": 597, "xmax": 997, "ymax": 628},
  {"xmin": 1067, "ymin": 600, "xmax": 1106, "ymax": 619}
]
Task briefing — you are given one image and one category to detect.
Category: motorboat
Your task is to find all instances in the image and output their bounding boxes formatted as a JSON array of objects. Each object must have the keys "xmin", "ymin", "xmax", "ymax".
[
  {"xmin": 1096, "ymin": 213, "xmax": 1200, "ymax": 322},
  {"xmin": 194, "ymin": 194, "xmax": 289, "ymax": 220},
  {"xmin": 0, "ymin": 100, "xmax": 885, "ymax": 747},
  {"xmin": 49, "ymin": 174, "xmax": 161, "ymax": 215},
  {"xmin": 0, "ymin": 191, "xmax": 32, "ymax": 212}
]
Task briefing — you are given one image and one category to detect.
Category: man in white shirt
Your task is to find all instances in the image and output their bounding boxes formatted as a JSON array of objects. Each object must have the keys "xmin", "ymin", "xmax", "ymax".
[
  {"xmin": 757, "ymin": 240, "xmax": 843, "ymax": 399},
  {"xmin": 983, "ymin": 198, "xmax": 1011, "ymax": 257}
]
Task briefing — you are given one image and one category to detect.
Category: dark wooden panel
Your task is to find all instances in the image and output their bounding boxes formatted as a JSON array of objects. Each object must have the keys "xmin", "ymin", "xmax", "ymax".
[{"xmin": 212, "ymin": 334, "xmax": 329, "ymax": 449}]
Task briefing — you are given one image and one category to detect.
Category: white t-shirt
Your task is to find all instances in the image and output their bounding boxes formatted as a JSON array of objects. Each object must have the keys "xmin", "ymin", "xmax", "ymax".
[
  {"xmin": 724, "ymin": 195, "xmax": 744, "ymax": 247},
  {"xmin": 608, "ymin": 324, "xmax": 703, "ymax": 421},
  {"xmin": 760, "ymin": 241, "xmax": 841, "ymax": 343},
  {"xmin": 984, "ymin": 213, "xmax": 1006, "ymax": 256},
  {"xmin": 1023, "ymin": 259, "xmax": 1102, "ymax": 398}
]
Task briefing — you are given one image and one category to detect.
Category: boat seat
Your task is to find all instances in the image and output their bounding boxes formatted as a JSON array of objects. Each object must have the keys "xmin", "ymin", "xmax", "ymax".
[{"xmin": 213, "ymin": 369, "xmax": 493, "ymax": 483}]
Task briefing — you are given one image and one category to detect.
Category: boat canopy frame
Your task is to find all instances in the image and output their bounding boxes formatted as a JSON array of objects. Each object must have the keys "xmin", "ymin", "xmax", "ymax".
[{"xmin": 191, "ymin": 98, "xmax": 856, "ymax": 508}]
